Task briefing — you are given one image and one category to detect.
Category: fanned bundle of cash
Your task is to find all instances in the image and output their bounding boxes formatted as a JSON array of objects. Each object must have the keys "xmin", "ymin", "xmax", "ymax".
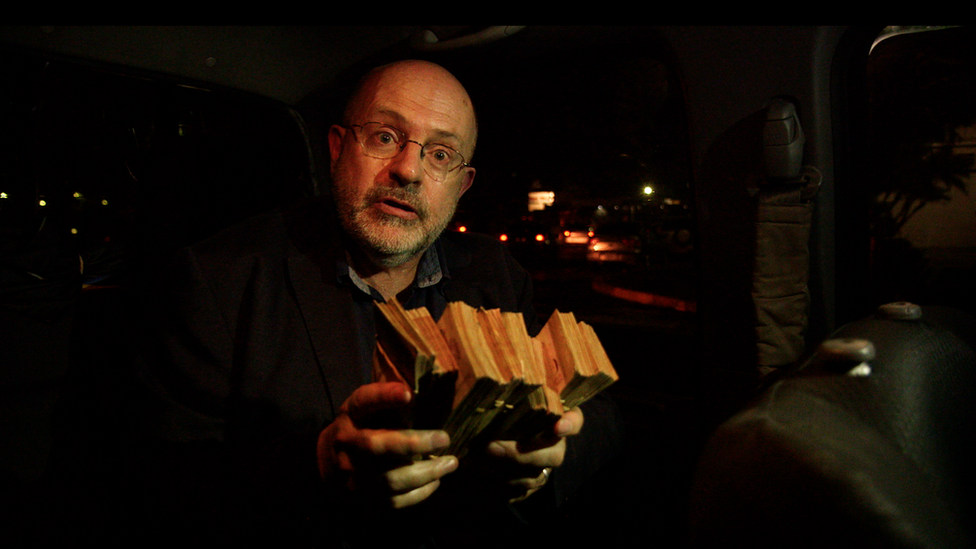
[{"xmin": 372, "ymin": 299, "xmax": 618, "ymax": 458}]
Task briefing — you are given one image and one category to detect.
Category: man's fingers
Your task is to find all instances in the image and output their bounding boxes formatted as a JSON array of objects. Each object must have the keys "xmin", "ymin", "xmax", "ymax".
[
  {"xmin": 554, "ymin": 406, "xmax": 584, "ymax": 437},
  {"xmin": 505, "ymin": 467, "xmax": 552, "ymax": 504},
  {"xmin": 340, "ymin": 428, "xmax": 450, "ymax": 458},
  {"xmin": 341, "ymin": 382, "xmax": 412, "ymax": 423},
  {"xmin": 349, "ymin": 455, "xmax": 458, "ymax": 509},
  {"xmin": 388, "ymin": 479, "xmax": 441, "ymax": 509},
  {"xmin": 509, "ymin": 466, "xmax": 551, "ymax": 491},
  {"xmin": 487, "ymin": 438, "xmax": 567, "ymax": 469},
  {"xmin": 385, "ymin": 455, "xmax": 458, "ymax": 493}
]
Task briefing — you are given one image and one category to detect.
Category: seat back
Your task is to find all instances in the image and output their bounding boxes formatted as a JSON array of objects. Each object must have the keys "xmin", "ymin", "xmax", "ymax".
[{"xmin": 689, "ymin": 304, "xmax": 976, "ymax": 548}]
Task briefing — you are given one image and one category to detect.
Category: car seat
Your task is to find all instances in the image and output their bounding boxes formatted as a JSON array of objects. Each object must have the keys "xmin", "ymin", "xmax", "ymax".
[{"xmin": 689, "ymin": 303, "xmax": 976, "ymax": 548}]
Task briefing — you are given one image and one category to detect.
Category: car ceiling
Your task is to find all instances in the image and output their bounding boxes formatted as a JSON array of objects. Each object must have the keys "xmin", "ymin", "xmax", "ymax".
[{"xmin": 0, "ymin": 25, "xmax": 531, "ymax": 106}]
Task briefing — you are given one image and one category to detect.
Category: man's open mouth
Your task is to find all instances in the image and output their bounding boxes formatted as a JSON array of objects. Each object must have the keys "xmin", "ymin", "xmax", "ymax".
[
  {"xmin": 373, "ymin": 195, "xmax": 422, "ymax": 220},
  {"xmin": 382, "ymin": 197, "xmax": 416, "ymax": 214}
]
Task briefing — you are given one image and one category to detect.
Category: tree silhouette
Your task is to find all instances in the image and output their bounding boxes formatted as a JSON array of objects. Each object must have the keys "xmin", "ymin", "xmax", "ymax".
[{"xmin": 866, "ymin": 26, "xmax": 976, "ymax": 242}]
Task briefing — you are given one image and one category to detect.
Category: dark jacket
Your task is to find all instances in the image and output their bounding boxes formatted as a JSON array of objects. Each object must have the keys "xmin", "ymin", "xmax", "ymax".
[{"xmin": 121, "ymin": 198, "xmax": 620, "ymax": 547}]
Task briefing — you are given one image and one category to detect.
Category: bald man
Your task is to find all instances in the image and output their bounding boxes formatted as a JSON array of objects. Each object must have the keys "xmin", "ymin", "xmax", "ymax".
[{"xmin": 131, "ymin": 60, "xmax": 619, "ymax": 547}]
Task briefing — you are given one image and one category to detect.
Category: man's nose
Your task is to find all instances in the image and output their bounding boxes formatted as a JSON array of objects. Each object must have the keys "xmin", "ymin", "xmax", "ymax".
[{"xmin": 388, "ymin": 140, "xmax": 425, "ymax": 185}]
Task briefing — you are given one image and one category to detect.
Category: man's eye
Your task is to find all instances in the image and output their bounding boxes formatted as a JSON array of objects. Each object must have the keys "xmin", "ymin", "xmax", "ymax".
[
  {"xmin": 374, "ymin": 131, "xmax": 397, "ymax": 146},
  {"xmin": 426, "ymin": 146, "xmax": 453, "ymax": 165}
]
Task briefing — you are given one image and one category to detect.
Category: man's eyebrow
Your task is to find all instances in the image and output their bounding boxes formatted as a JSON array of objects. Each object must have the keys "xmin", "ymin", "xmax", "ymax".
[
  {"xmin": 373, "ymin": 109, "xmax": 464, "ymax": 146},
  {"xmin": 428, "ymin": 128, "xmax": 463, "ymax": 145}
]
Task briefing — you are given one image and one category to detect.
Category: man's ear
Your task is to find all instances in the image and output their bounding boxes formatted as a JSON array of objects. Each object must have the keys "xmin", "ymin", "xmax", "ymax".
[
  {"xmin": 328, "ymin": 125, "xmax": 346, "ymax": 164},
  {"xmin": 458, "ymin": 167, "xmax": 475, "ymax": 197}
]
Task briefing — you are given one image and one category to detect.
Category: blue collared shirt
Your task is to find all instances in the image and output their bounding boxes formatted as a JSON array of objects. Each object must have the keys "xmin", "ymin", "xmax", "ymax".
[{"xmin": 336, "ymin": 239, "xmax": 451, "ymax": 382}]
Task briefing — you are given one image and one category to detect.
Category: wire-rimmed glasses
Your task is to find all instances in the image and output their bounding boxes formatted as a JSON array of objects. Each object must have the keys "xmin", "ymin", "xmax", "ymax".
[{"xmin": 348, "ymin": 122, "xmax": 469, "ymax": 182}]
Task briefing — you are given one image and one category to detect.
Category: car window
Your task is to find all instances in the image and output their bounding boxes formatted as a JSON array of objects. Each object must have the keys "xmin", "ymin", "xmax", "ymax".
[
  {"xmin": 861, "ymin": 26, "xmax": 976, "ymax": 317},
  {"xmin": 0, "ymin": 49, "xmax": 312, "ymax": 292},
  {"xmin": 450, "ymin": 48, "xmax": 697, "ymax": 329}
]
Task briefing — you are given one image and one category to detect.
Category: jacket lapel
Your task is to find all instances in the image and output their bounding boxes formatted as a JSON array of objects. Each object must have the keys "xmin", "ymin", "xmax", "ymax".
[{"xmin": 282, "ymin": 199, "xmax": 365, "ymax": 417}]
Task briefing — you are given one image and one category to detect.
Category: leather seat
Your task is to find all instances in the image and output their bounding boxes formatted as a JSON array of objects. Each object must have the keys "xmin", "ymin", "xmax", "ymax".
[{"xmin": 689, "ymin": 304, "xmax": 976, "ymax": 548}]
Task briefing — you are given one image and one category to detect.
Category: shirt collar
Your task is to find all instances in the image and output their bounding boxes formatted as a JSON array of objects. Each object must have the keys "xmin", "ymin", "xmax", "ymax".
[{"xmin": 336, "ymin": 238, "xmax": 450, "ymax": 299}]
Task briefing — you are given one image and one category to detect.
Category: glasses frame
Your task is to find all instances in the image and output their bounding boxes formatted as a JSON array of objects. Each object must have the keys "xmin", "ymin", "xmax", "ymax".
[{"xmin": 347, "ymin": 122, "xmax": 470, "ymax": 182}]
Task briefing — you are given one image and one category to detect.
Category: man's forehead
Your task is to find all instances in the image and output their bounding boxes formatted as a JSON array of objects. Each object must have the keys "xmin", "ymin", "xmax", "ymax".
[{"xmin": 354, "ymin": 65, "xmax": 476, "ymax": 148}]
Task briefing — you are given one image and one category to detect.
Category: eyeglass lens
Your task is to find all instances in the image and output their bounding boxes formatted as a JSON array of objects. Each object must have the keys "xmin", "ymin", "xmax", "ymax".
[{"xmin": 355, "ymin": 123, "xmax": 464, "ymax": 180}]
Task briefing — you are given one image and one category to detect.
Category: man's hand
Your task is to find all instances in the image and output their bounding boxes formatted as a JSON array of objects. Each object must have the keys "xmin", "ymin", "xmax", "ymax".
[
  {"xmin": 316, "ymin": 382, "xmax": 458, "ymax": 509},
  {"xmin": 456, "ymin": 407, "xmax": 585, "ymax": 503}
]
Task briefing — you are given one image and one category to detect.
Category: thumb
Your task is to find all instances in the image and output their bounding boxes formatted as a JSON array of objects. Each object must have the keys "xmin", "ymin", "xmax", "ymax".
[{"xmin": 341, "ymin": 381, "xmax": 413, "ymax": 424}]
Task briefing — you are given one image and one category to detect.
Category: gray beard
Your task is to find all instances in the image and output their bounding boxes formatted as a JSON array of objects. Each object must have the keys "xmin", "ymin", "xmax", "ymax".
[{"xmin": 335, "ymin": 185, "xmax": 455, "ymax": 269}]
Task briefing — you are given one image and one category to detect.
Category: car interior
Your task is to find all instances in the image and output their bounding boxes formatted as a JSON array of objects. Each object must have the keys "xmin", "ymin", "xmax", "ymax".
[{"xmin": 2, "ymin": 25, "xmax": 974, "ymax": 547}]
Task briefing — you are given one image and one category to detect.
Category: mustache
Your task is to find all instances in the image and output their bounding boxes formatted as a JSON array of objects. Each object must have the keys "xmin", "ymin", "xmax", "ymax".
[{"xmin": 365, "ymin": 187, "xmax": 428, "ymax": 218}]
